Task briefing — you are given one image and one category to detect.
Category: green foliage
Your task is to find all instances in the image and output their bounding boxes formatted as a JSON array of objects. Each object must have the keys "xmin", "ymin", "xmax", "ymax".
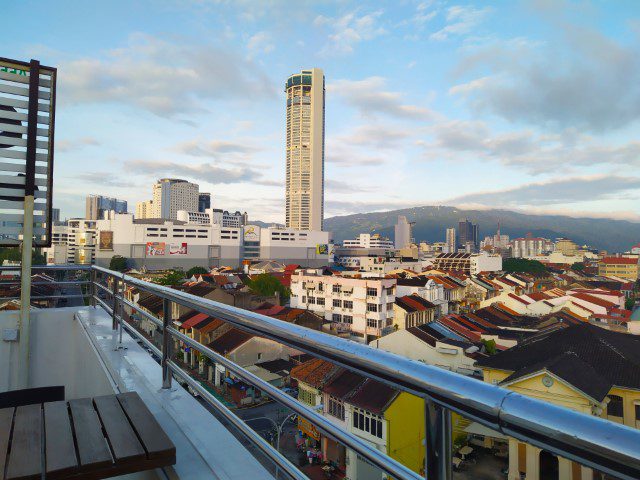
[
  {"xmin": 482, "ymin": 339, "xmax": 497, "ymax": 355},
  {"xmin": 0, "ymin": 247, "xmax": 46, "ymax": 265},
  {"xmin": 625, "ymin": 297, "xmax": 636, "ymax": 310},
  {"xmin": 109, "ymin": 255, "xmax": 128, "ymax": 272},
  {"xmin": 156, "ymin": 270, "xmax": 186, "ymax": 286},
  {"xmin": 571, "ymin": 262, "xmax": 585, "ymax": 272},
  {"xmin": 247, "ymin": 274, "xmax": 290, "ymax": 301},
  {"xmin": 502, "ymin": 258, "xmax": 547, "ymax": 274},
  {"xmin": 186, "ymin": 266, "xmax": 209, "ymax": 277}
]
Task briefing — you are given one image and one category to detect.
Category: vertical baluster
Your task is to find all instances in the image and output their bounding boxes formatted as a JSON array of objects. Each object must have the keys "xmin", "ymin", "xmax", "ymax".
[
  {"xmin": 162, "ymin": 298, "xmax": 172, "ymax": 389},
  {"xmin": 425, "ymin": 400, "xmax": 452, "ymax": 480},
  {"xmin": 90, "ymin": 268, "xmax": 96, "ymax": 307},
  {"xmin": 111, "ymin": 275, "xmax": 118, "ymax": 330}
]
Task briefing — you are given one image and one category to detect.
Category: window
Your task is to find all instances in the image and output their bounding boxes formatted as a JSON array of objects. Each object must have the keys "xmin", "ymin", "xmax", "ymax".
[
  {"xmin": 635, "ymin": 403, "xmax": 640, "ymax": 421},
  {"xmin": 387, "ymin": 303, "xmax": 394, "ymax": 311},
  {"xmin": 608, "ymin": 395, "xmax": 624, "ymax": 417},
  {"xmin": 367, "ymin": 287, "xmax": 377, "ymax": 297},
  {"xmin": 317, "ymin": 297, "xmax": 325, "ymax": 306},
  {"xmin": 367, "ymin": 319, "xmax": 380, "ymax": 328},
  {"xmin": 386, "ymin": 287, "xmax": 394, "ymax": 295},
  {"xmin": 367, "ymin": 303, "xmax": 378, "ymax": 312},
  {"xmin": 302, "ymin": 296, "xmax": 306, "ymax": 303},
  {"xmin": 308, "ymin": 297, "xmax": 316, "ymax": 305},
  {"xmin": 344, "ymin": 300, "xmax": 353, "ymax": 310},
  {"xmin": 333, "ymin": 299, "xmax": 341, "ymax": 308},
  {"xmin": 343, "ymin": 315, "xmax": 353, "ymax": 324},
  {"xmin": 352, "ymin": 408, "xmax": 383, "ymax": 438},
  {"xmin": 298, "ymin": 389, "xmax": 316, "ymax": 406},
  {"xmin": 328, "ymin": 397, "xmax": 345, "ymax": 420},
  {"xmin": 332, "ymin": 313, "xmax": 342, "ymax": 322},
  {"xmin": 257, "ymin": 353, "xmax": 262, "ymax": 360},
  {"xmin": 333, "ymin": 284, "xmax": 341, "ymax": 293}
]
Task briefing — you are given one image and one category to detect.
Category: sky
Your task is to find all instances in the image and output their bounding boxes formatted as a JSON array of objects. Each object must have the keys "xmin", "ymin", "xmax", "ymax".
[{"xmin": 4, "ymin": 0, "xmax": 640, "ymax": 223}]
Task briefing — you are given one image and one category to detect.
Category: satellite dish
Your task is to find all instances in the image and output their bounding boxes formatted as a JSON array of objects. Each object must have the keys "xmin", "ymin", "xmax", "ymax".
[{"xmin": 0, "ymin": 105, "xmax": 22, "ymax": 149}]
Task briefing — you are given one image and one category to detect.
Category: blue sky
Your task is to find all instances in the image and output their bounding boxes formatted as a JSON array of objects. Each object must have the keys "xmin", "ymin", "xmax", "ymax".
[{"xmin": 4, "ymin": 0, "xmax": 640, "ymax": 222}]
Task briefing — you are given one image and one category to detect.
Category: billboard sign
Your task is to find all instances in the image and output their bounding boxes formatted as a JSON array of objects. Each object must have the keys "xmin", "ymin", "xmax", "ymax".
[
  {"xmin": 146, "ymin": 242, "xmax": 166, "ymax": 256},
  {"xmin": 99, "ymin": 231, "xmax": 113, "ymax": 251},
  {"xmin": 243, "ymin": 225, "xmax": 260, "ymax": 241},
  {"xmin": 169, "ymin": 242, "xmax": 188, "ymax": 255},
  {"xmin": 0, "ymin": 57, "xmax": 57, "ymax": 246},
  {"xmin": 316, "ymin": 244, "xmax": 329, "ymax": 255}
]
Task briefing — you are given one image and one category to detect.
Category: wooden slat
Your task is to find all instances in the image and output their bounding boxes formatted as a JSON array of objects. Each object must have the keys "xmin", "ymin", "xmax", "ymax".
[
  {"xmin": 5, "ymin": 404, "xmax": 42, "ymax": 480},
  {"xmin": 68, "ymin": 398, "xmax": 112, "ymax": 471},
  {"xmin": 93, "ymin": 395, "xmax": 145, "ymax": 465},
  {"xmin": 0, "ymin": 407, "xmax": 14, "ymax": 479},
  {"xmin": 116, "ymin": 392, "xmax": 175, "ymax": 460},
  {"xmin": 44, "ymin": 401, "xmax": 78, "ymax": 478}
]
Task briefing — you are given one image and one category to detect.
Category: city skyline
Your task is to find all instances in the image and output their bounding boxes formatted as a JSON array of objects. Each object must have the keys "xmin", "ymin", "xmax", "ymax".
[{"xmin": 4, "ymin": 1, "xmax": 640, "ymax": 223}]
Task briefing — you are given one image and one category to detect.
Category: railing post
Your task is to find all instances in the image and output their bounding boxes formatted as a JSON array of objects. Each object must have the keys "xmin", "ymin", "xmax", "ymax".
[
  {"xmin": 89, "ymin": 268, "xmax": 96, "ymax": 308},
  {"xmin": 425, "ymin": 400, "xmax": 452, "ymax": 480},
  {"xmin": 161, "ymin": 298, "xmax": 172, "ymax": 389},
  {"xmin": 111, "ymin": 275, "xmax": 118, "ymax": 330}
]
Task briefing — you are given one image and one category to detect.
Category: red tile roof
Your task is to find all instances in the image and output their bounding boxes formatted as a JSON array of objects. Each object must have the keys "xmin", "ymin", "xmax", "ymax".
[
  {"xmin": 207, "ymin": 328, "xmax": 253, "ymax": 354},
  {"xmin": 290, "ymin": 359, "xmax": 340, "ymax": 389},
  {"xmin": 600, "ymin": 257, "xmax": 638, "ymax": 265},
  {"xmin": 571, "ymin": 293, "xmax": 617, "ymax": 309},
  {"xmin": 181, "ymin": 313, "xmax": 209, "ymax": 330},
  {"xmin": 347, "ymin": 379, "xmax": 398, "ymax": 415}
]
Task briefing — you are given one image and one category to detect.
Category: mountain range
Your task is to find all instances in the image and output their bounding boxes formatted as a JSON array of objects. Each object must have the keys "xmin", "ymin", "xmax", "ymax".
[{"xmin": 322, "ymin": 206, "xmax": 640, "ymax": 253}]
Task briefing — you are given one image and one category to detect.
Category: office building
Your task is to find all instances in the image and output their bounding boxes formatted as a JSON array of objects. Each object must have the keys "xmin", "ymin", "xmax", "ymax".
[
  {"xmin": 511, "ymin": 235, "xmax": 552, "ymax": 258},
  {"xmin": 51, "ymin": 208, "xmax": 60, "ymax": 223},
  {"xmin": 135, "ymin": 200, "xmax": 154, "ymax": 219},
  {"xmin": 177, "ymin": 209, "xmax": 248, "ymax": 228},
  {"xmin": 394, "ymin": 216, "xmax": 412, "ymax": 249},
  {"xmin": 598, "ymin": 256, "xmax": 640, "ymax": 280},
  {"xmin": 285, "ymin": 68, "xmax": 325, "ymax": 231},
  {"xmin": 198, "ymin": 193, "xmax": 211, "ymax": 213},
  {"xmin": 85, "ymin": 195, "xmax": 127, "ymax": 220},
  {"xmin": 445, "ymin": 228, "xmax": 456, "ymax": 253},
  {"xmin": 555, "ymin": 238, "xmax": 580, "ymax": 256},
  {"xmin": 458, "ymin": 218, "xmax": 478, "ymax": 250}
]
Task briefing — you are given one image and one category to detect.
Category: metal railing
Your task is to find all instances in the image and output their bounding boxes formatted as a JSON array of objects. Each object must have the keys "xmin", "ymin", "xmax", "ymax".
[
  {"xmin": 0, "ymin": 264, "xmax": 91, "ymax": 302},
  {"xmin": 10, "ymin": 264, "xmax": 640, "ymax": 480}
]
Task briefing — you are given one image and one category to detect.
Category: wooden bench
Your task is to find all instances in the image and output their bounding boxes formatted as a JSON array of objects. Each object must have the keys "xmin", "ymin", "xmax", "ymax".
[{"xmin": 0, "ymin": 391, "xmax": 175, "ymax": 479}]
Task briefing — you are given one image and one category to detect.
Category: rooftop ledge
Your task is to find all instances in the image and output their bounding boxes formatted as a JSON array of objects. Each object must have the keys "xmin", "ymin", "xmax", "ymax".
[{"xmin": 0, "ymin": 306, "xmax": 275, "ymax": 480}]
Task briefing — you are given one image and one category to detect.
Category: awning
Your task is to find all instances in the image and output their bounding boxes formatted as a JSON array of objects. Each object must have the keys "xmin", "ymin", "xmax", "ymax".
[{"xmin": 464, "ymin": 422, "xmax": 508, "ymax": 440}]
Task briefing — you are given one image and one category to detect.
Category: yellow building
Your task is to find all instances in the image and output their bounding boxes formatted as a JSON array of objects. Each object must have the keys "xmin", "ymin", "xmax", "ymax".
[
  {"xmin": 598, "ymin": 256, "xmax": 640, "ymax": 280},
  {"xmin": 478, "ymin": 324, "xmax": 640, "ymax": 480},
  {"xmin": 555, "ymin": 238, "xmax": 580, "ymax": 256}
]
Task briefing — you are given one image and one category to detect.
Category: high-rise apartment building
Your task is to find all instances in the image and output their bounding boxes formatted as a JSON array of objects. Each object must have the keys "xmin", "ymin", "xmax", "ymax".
[
  {"xmin": 85, "ymin": 195, "xmax": 127, "ymax": 220},
  {"xmin": 198, "ymin": 193, "xmax": 211, "ymax": 213},
  {"xmin": 135, "ymin": 200, "xmax": 154, "ymax": 219},
  {"xmin": 285, "ymin": 68, "xmax": 325, "ymax": 231},
  {"xmin": 135, "ymin": 179, "xmax": 199, "ymax": 220},
  {"xmin": 445, "ymin": 228, "xmax": 456, "ymax": 253}
]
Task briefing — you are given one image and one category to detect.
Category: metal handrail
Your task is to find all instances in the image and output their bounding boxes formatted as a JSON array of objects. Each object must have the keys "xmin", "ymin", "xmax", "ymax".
[{"xmin": 39, "ymin": 265, "xmax": 640, "ymax": 479}]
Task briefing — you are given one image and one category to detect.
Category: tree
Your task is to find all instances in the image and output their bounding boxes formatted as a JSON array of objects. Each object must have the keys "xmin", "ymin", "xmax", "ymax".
[
  {"xmin": 186, "ymin": 266, "xmax": 208, "ymax": 277},
  {"xmin": 156, "ymin": 270, "xmax": 185, "ymax": 286},
  {"xmin": 247, "ymin": 274, "xmax": 290, "ymax": 302},
  {"xmin": 625, "ymin": 297, "xmax": 636, "ymax": 310},
  {"xmin": 571, "ymin": 262, "xmax": 585, "ymax": 272},
  {"xmin": 109, "ymin": 255, "xmax": 128, "ymax": 272},
  {"xmin": 0, "ymin": 247, "xmax": 46, "ymax": 265},
  {"xmin": 482, "ymin": 339, "xmax": 497, "ymax": 355},
  {"xmin": 502, "ymin": 258, "xmax": 547, "ymax": 275}
]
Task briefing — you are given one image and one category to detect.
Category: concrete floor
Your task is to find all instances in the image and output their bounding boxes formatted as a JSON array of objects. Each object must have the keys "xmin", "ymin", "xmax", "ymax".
[{"xmin": 453, "ymin": 450, "xmax": 508, "ymax": 480}]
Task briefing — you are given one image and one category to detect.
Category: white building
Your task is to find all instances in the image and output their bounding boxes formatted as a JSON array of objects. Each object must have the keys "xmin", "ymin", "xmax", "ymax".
[
  {"xmin": 394, "ymin": 215, "xmax": 411, "ymax": 249},
  {"xmin": 342, "ymin": 233, "xmax": 394, "ymax": 249},
  {"xmin": 432, "ymin": 252, "xmax": 502, "ymax": 274},
  {"xmin": 285, "ymin": 68, "xmax": 325, "ymax": 231},
  {"xmin": 290, "ymin": 270, "xmax": 396, "ymax": 342},
  {"xmin": 511, "ymin": 236, "xmax": 552, "ymax": 258},
  {"xmin": 445, "ymin": 228, "xmax": 456, "ymax": 253},
  {"xmin": 176, "ymin": 209, "xmax": 247, "ymax": 228},
  {"xmin": 93, "ymin": 214, "xmax": 331, "ymax": 269},
  {"xmin": 43, "ymin": 220, "xmax": 97, "ymax": 265},
  {"xmin": 136, "ymin": 178, "xmax": 199, "ymax": 220}
]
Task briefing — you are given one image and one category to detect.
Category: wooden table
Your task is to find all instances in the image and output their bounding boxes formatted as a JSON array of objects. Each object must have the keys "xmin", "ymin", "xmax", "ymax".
[{"xmin": 0, "ymin": 391, "xmax": 176, "ymax": 480}]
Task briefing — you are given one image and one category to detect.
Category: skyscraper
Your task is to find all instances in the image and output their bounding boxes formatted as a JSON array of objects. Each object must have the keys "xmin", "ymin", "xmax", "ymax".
[
  {"xmin": 446, "ymin": 227, "xmax": 456, "ymax": 253},
  {"xmin": 151, "ymin": 179, "xmax": 199, "ymax": 220},
  {"xmin": 458, "ymin": 218, "xmax": 479, "ymax": 250},
  {"xmin": 85, "ymin": 195, "xmax": 127, "ymax": 220},
  {"xmin": 198, "ymin": 193, "xmax": 211, "ymax": 213},
  {"xmin": 285, "ymin": 68, "xmax": 325, "ymax": 231}
]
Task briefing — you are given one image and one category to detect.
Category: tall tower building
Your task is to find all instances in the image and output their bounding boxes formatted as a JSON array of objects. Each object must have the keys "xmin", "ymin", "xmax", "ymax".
[
  {"xmin": 446, "ymin": 227, "xmax": 456, "ymax": 253},
  {"xmin": 151, "ymin": 179, "xmax": 199, "ymax": 220},
  {"xmin": 458, "ymin": 218, "xmax": 479, "ymax": 250},
  {"xmin": 395, "ymin": 216, "xmax": 411, "ymax": 249},
  {"xmin": 85, "ymin": 195, "xmax": 127, "ymax": 220},
  {"xmin": 285, "ymin": 68, "xmax": 325, "ymax": 231}
]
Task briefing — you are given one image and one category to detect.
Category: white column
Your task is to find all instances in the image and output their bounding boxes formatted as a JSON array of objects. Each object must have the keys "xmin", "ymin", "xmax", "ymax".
[
  {"xmin": 525, "ymin": 445, "xmax": 540, "ymax": 480},
  {"xmin": 508, "ymin": 439, "xmax": 520, "ymax": 480},
  {"xmin": 581, "ymin": 465, "xmax": 593, "ymax": 480},
  {"xmin": 558, "ymin": 457, "xmax": 572, "ymax": 480}
]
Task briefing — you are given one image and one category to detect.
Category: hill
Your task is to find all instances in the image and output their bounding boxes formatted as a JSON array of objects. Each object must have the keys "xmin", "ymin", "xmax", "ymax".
[{"xmin": 323, "ymin": 206, "xmax": 640, "ymax": 253}]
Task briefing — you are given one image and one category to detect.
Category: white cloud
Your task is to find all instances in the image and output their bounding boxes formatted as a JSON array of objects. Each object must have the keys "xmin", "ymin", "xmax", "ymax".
[
  {"xmin": 59, "ymin": 33, "xmax": 276, "ymax": 118},
  {"xmin": 329, "ymin": 77, "xmax": 436, "ymax": 120},
  {"xmin": 247, "ymin": 31, "xmax": 275, "ymax": 57},
  {"xmin": 56, "ymin": 137, "xmax": 100, "ymax": 152},
  {"xmin": 430, "ymin": 5, "xmax": 491, "ymax": 41},
  {"xmin": 314, "ymin": 10, "xmax": 386, "ymax": 55}
]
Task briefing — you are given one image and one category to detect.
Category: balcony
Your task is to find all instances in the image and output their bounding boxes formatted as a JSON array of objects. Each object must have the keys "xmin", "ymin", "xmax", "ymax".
[{"xmin": 1, "ymin": 265, "xmax": 640, "ymax": 480}]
